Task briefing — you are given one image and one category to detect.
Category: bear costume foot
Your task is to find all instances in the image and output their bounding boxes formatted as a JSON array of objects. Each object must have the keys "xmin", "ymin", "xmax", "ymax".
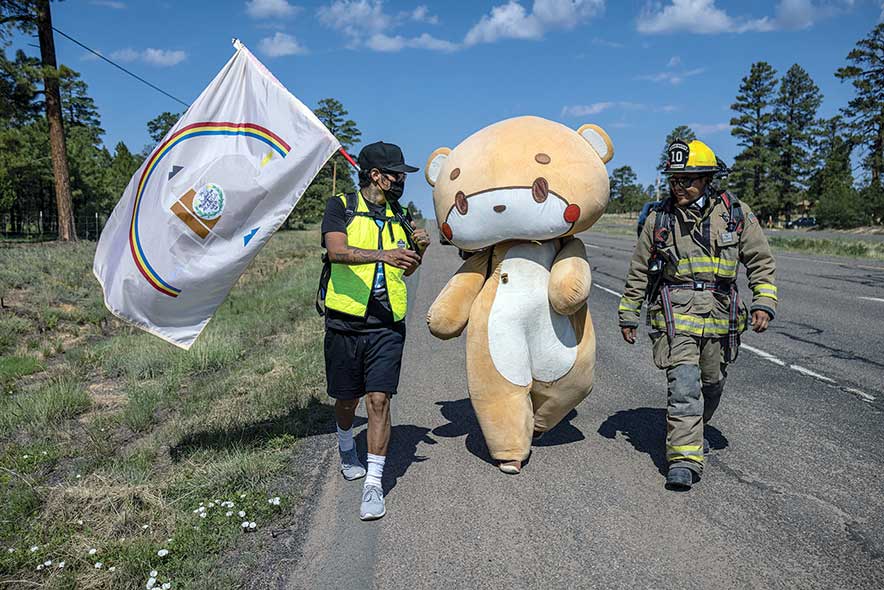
[{"xmin": 499, "ymin": 460, "xmax": 522, "ymax": 475}]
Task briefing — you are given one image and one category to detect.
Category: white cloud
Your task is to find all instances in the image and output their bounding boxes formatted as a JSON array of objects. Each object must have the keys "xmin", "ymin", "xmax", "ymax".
[
  {"xmin": 143, "ymin": 49, "xmax": 187, "ymax": 66},
  {"xmin": 410, "ymin": 5, "xmax": 439, "ymax": 24},
  {"xmin": 109, "ymin": 48, "xmax": 141, "ymax": 62},
  {"xmin": 318, "ymin": 0, "xmax": 392, "ymax": 38},
  {"xmin": 880, "ymin": 1, "xmax": 883, "ymax": 21},
  {"xmin": 637, "ymin": 0, "xmax": 774, "ymax": 34},
  {"xmin": 667, "ymin": 55, "xmax": 681, "ymax": 67},
  {"xmin": 561, "ymin": 101, "xmax": 677, "ymax": 117},
  {"xmin": 592, "ymin": 37, "xmax": 624, "ymax": 48},
  {"xmin": 365, "ymin": 32, "xmax": 457, "ymax": 52},
  {"xmin": 318, "ymin": 0, "xmax": 455, "ymax": 51},
  {"xmin": 246, "ymin": 0, "xmax": 300, "ymax": 19},
  {"xmin": 637, "ymin": 67, "xmax": 706, "ymax": 85},
  {"xmin": 689, "ymin": 122, "xmax": 730, "ymax": 134},
  {"xmin": 258, "ymin": 32, "xmax": 308, "ymax": 56},
  {"xmin": 637, "ymin": 0, "xmax": 855, "ymax": 34},
  {"xmin": 110, "ymin": 47, "xmax": 186, "ymax": 66},
  {"xmin": 90, "ymin": 0, "xmax": 126, "ymax": 8},
  {"xmin": 464, "ymin": 0, "xmax": 605, "ymax": 46}
]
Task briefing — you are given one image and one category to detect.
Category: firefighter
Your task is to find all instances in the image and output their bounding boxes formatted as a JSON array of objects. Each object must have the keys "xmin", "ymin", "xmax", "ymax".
[{"xmin": 618, "ymin": 139, "xmax": 778, "ymax": 491}]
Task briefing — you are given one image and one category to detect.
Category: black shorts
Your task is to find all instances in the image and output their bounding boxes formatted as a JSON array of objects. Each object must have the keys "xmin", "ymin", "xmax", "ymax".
[{"xmin": 324, "ymin": 327, "xmax": 405, "ymax": 399}]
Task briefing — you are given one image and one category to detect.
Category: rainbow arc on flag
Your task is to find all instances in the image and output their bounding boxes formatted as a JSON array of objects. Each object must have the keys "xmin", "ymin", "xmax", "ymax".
[{"xmin": 128, "ymin": 121, "xmax": 291, "ymax": 297}]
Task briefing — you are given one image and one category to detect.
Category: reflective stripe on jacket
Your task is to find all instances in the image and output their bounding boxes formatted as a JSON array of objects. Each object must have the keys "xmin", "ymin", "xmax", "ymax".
[{"xmin": 325, "ymin": 192, "xmax": 410, "ymax": 321}]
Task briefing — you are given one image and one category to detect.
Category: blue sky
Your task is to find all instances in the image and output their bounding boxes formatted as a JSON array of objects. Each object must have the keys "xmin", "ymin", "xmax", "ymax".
[{"xmin": 9, "ymin": 0, "xmax": 884, "ymax": 214}]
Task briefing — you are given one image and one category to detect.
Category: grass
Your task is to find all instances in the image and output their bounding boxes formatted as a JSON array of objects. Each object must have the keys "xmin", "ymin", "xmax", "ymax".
[
  {"xmin": 0, "ymin": 230, "xmax": 331, "ymax": 589},
  {"xmin": 767, "ymin": 236, "xmax": 884, "ymax": 260}
]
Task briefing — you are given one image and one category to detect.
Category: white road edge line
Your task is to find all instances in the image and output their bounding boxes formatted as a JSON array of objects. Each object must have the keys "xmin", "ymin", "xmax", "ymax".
[
  {"xmin": 858, "ymin": 296, "xmax": 884, "ymax": 303},
  {"xmin": 591, "ymin": 283, "xmax": 876, "ymax": 403},
  {"xmin": 789, "ymin": 364, "xmax": 836, "ymax": 383},
  {"xmin": 594, "ymin": 284, "xmax": 622, "ymax": 297},
  {"xmin": 740, "ymin": 344, "xmax": 786, "ymax": 366}
]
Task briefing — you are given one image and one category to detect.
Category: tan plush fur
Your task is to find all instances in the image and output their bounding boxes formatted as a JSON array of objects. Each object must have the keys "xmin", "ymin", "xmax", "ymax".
[{"xmin": 425, "ymin": 116, "xmax": 613, "ymax": 463}]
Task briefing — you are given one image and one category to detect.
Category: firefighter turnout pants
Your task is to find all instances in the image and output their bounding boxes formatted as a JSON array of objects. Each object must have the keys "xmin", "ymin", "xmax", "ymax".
[{"xmin": 650, "ymin": 333, "xmax": 728, "ymax": 475}]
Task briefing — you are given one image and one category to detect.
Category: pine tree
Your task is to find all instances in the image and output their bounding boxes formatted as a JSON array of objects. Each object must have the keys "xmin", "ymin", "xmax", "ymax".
[
  {"xmin": 771, "ymin": 64, "xmax": 822, "ymax": 217},
  {"xmin": 288, "ymin": 98, "xmax": 362, "ymax": 227},
  {"xmin": 146, "ymin": 111, "xmax": 181, "ymax": 144},
  {"xmin": 730, "ymin": 62, "xmax": 778, "ymax": 217},
  {"xmin": 836, "ymin": 23, "xmax": 884, "ymax": 187},
  {"xmin": 658, "ymin": 125, "xmax": 696, "ymax": 171},
  {"xmin": 313, "ymin": 97, "xmax": 361, "ymax": 195},
  {"xmin": 809, "ymin": 117, "xmax": 864, "ymax": 228},
  {"xmin": 59, "ymin": 66, "xmax": 102, "ymax": 131}
]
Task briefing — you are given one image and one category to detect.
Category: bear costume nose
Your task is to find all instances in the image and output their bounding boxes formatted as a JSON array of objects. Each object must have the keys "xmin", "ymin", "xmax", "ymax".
[
  {"xmin": 493, "ymin": 205, "xmax": 506, "ymax": 213},
  {"xmin": 532, "ymin": 177, "xmax": 549, "ymax": 203}
]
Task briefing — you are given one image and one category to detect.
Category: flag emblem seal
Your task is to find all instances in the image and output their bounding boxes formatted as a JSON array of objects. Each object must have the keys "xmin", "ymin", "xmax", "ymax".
[{"xmin": 193, "ymin": 183, "xmax": 225, "ymax": 220}]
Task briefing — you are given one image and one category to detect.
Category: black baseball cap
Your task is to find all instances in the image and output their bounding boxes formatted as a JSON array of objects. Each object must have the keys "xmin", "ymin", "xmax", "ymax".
[{"xmin": 357, "ymin": 141, "xmax": 419, "ymax": 174}]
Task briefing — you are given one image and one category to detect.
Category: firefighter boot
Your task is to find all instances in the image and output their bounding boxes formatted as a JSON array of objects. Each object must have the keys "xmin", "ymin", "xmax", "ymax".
[{"xmin": 666, "ymin": 466, "xmax": 694, "ymax": 491}]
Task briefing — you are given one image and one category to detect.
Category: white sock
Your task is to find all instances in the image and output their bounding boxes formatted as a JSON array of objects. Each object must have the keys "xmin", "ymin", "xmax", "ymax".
[
  {"xmin": 337, "ymin": 425, "xmax": 354, "ymax": 452},
  {"xmin": 365, "ymin": 453, "xmax": 385, "ymax": 489}
]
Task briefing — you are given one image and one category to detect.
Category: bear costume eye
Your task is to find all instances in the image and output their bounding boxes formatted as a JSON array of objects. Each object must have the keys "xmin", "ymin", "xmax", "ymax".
[
  {"xmin": 532, "ymin": 177, "xmax": 549, "ymax": 203},
  {"xmin": 450, "ymin": 167, "xmax": 461, "ymax": 180},
  {"xmin": 535, "ymin": 153, "xmax": 551, "ymax": 165},
  {"xmin": 455, "ymin": 191, "xmax": 468, "ymax": 215}
]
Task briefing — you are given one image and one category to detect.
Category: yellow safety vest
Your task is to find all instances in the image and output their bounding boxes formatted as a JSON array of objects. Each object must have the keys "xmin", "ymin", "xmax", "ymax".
[{"xmin": 325, "ymin": 192, "xmax": 410, "ymax": 321}]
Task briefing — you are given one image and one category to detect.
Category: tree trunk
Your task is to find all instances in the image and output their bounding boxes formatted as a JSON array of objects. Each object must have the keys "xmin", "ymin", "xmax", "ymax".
[
  {"xmin": 332, "ymin": 159, "xmax": 337, "ymax": 196},
  {"xmin": 36, "ymin": 0, "xmax": 76, "ymax": 242}
]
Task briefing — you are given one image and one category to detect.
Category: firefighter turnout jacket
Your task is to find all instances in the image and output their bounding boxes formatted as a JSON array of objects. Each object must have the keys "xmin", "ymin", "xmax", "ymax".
[{"xmin": 618, "ymin": 192, "xmax": 777, "ymax": 349}]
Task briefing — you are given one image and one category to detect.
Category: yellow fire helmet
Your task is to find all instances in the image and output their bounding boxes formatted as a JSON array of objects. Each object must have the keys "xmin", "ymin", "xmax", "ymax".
[{"xmin": 663, "ymin": 139, "xmax": 720, "ymax": 174}]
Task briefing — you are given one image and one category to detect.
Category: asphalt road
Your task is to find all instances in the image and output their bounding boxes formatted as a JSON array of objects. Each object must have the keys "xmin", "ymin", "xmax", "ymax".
[{"xmin": 282, "ymin": 229, "xmax": 884, "ymax": 590}]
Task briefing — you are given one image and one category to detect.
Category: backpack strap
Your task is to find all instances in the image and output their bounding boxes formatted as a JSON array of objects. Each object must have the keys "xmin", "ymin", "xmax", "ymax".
[{"xmin": 720, "ymin": 191, "xmax": 744, "ymax": 234}]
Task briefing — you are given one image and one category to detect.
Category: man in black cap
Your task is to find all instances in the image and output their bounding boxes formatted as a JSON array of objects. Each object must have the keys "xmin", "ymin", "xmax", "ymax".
[{"xmin": 320, "ymin": 141, "xmax": 430, "ymax": 520}]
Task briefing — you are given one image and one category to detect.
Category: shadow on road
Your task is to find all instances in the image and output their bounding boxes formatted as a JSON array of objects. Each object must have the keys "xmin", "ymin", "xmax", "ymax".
[
  {"xmin": 170, "ymin": 398, "xmax": 365, "ymax": 461},
  {"xmin": 355, "ymin": 424, "xmax": 436, "ymax": 494},
  {"xmin": 432, "ymin": 399, "xmax": 587, "ymax": 467},
  {"xmin": 597, "ymin": 407, "xmax": 728, "ymax": 475}
]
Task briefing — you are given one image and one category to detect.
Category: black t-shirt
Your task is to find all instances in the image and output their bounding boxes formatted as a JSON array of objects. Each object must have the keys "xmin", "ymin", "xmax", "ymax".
[{"xmin": 321, "ymin": 195, "xmax": 404, "ymax": 334}]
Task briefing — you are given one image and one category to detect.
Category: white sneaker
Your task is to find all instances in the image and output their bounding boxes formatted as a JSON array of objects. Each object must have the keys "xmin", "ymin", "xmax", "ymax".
[
  {"xmin": 339, "ymin": 447, "xmax": 366, "ymax": 481},
  {"xmin": 359, "ymin": 485, "xmax": 385, "ymax": 521}
]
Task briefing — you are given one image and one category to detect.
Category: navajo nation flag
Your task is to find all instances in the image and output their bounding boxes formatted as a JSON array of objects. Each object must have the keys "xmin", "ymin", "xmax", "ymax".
[{"xmin": 94, "ymin": 42, "xmax": 339, "ymax": 349}]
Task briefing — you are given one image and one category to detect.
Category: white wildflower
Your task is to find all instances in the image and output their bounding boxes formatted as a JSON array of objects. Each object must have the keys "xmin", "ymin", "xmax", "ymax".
[
  {"xmin": 239, "ymin": 493, "xmax": 246, "ymax": 498},
  {"xmin": 249, "ymin": 521, "xmax": 256, "ymax": 529},
  {"xmin": 22, "ymin": 454, "xmax": 29, "ymax": 459},
  {"xmin": 42, "ymin": 451, "xmax": 47, "ymax": 455},
  {"xmin": 147, "ymin": 577, "xmax": 157, "ymax": 589},
  {"xmin": 199, "ymin": 513, "xmax": 207, "ymax": 519},
  {"xmin": 157, "ymin": 549, "xmax": 169, "ymax": 557},
  {"xmin": 44, "ymin": 560, "xmax": 52, "ymax": 566},
  {"xmin": 30, "ymin": 545, "xmax": 39, "ymax": 552},
  {"xmin": 76, "ymin": 474, "xmax": 81, "ymax": 478},
  {"xmin": 58, "ymin": 561, "xmax": 65, "ymax": 568},
  {"xmin": 237, "ymin": 510, "xmax": 246, "ymax": 518},
  {"xmin": 241, "ymin": 521, "xmax": 249, "ymax": 529},
  {"xmin": 207, "ymin": 502, "xmax": 214, "ymax": 508},
  {"xmin": 166, "ymin": 538, "xmax": 172, "ymax": 543},
  {"xmin": 77, "ymin": 519, "xmax": 83, "ymax": 525},
  {"xmin": 269, "ymin": 496, "xmax": 281, "ymax": 505},
  {"xmin": 226, "ymin": 511, "xmax": 233, "ymax": 517},
  {"xmin": 150, "ymin": 570, "xmax": 157, "ymax": 577},
  {"xmin": 88, "ymin": 548, "xmax": 97, "ymax": 555},
  {"xmin": 6, "ymin": 548, "xmax": 14, "ymax": 553},
  {"xmin": 142, "ymin": 524, "xmax": 150, "ymax": 529},
  {"xmin": 36, "ymin": 564, "xmax": 44, "ymax": 571},
  {"xmin": 95, "ymin": 562, "xmax": 103, "ymax": 569},
  {"xmin": 109, "ymin": 566, "xmax": 116, "ymax": 572},
  {"xmin": 162, "ymin": 583, "xmax": 171, "ymax": 590}
]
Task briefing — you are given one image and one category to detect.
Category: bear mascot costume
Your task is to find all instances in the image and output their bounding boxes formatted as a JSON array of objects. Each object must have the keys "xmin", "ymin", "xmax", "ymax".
[{"xmin": 425, "ymin": 116, "xmax": 613, "ymax": 474}]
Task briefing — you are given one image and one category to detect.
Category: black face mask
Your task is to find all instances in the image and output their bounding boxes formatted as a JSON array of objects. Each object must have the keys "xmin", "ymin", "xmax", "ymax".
[{"xmin": 385, "ymin": 177, "xmax": 405, "ymax": 200}]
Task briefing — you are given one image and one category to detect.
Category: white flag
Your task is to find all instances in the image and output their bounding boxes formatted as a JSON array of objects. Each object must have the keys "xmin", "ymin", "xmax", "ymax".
[{"xmin": 94, "ymin": 42, "xmax": 339, "ymax": 349}]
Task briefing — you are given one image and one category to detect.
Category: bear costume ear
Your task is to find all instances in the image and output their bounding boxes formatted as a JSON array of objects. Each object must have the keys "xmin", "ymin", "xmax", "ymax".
[
  {"xmin": 577, "ymin": 124, "xmax": 614, "ymax": 164},
  {"xmin": 425, "ymin": 147, "xmax": 451, "ymax": 187}
]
